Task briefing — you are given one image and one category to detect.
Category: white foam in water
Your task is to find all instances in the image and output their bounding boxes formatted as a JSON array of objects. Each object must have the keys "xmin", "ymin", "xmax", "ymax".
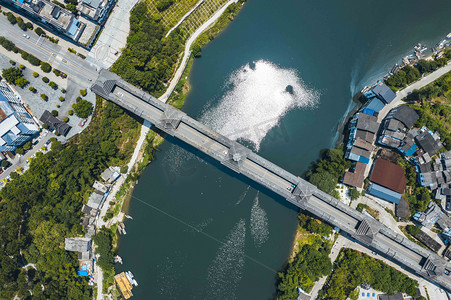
[
  {"xmin": 250, "ymin": 192, "xmax": 269, "ymax": 248},
  {"xmin": 206, "ymin": 219, "xmax": 246, "ymax": 299},
  {"xmin": 201, "ymin": 59, "xmax": 319, "ymax": 150}
]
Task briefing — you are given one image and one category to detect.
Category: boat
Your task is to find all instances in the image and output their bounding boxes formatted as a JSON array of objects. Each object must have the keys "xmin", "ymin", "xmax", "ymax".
[
  {"xmin": 447, "ymin": 33, "xmax": 451, "ymax": 39},
  {"xmin": 125, "ymin": 271, "xmax": 138, "ymax": 286}
]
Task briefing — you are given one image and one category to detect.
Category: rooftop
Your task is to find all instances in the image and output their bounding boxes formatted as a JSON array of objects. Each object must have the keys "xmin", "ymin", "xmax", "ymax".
[
  {"xmin": 372, "ymin": 83, "xmax": 396, "ymax": 104},
  {"xmin": 356, "ymin": 113, "xmax": 379, "ymax": 133},
  {"xmin": 387, "ymin": 105, "xmax": 419, "ymax": 128},
  {"xmin": 40, "ymin": 110, "xmax": 71, "ymax": 136},
  {"xmin": 343, "ymin": 162, "xmax": 366, "ymax": 188},
  {"xmin": 370, "ymin": 158, "xmax": 406, "ymax": 194},
  {"xmin": 64, "ymin": 237, "xmax": 91, "ymax": 252},
  {"xmin": 415, "ymin": 130, "xmax": 443, "ymax": 155}
]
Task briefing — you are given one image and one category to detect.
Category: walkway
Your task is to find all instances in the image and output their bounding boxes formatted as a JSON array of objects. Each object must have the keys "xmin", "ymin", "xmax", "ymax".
[{"xmin": 159, "ymin": 0, "xmax": 240, "ymax": 102}]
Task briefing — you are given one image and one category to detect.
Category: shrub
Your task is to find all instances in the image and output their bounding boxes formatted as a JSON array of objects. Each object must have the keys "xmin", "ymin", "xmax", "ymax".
[
  {"xmin": 9, "ymin": 60, "xmax": 15, "ymax": 65},
  {"xmin": 61, "ymin": 88, "xmax": 66, "ymax": 93},
  {"xmin": 40, "ymin": 62, "xmax": 51, "ymax": 73},
  {"xmin": 34, "ymin": 27, "xmax": 45, "ymax": 36},
  {"xmin": 42, "ymin": 77, "xmax": 49, "ymax": 83},
  {"xmin": 32, "ymin": 72, "xmax": 39, "ymax": 78},
  {"xmin": 120, "ymin": 165, "xmax": 128, "ymax": 173},
  {"xmin": 62, "ymin": 116, "xmax": 69, "ymax": 122},
  {"xmin": 23, "ymin": 141, "xmax": 31, "ymax": 151},
  {"xmin": 19, "ymin": 64, "xmax": 25, "ymax": 69},
  {"xmin": 59, "ymin": 96, "xmax": 65, "ymax": 102},
  {"xmin": 68, "ymin": 110, "xmax": 74, "ymax": 115},
  {"xmin": 51, "ymin": 110, "xmax": 58, "ymax": 117},
  {"xmin": 42, "ymin": 123, "xmax": 49, "ymax": 129},
  {"xmin": 40, "ymin": 94, "xmax": 48, "ymax": 101},
  {"xmin": 6, "ymin": 12, "xmax": 16, "ymax": 24},
  {"xmin": 68, "ymin": 48, "xmax": 76, "ymax": 54},
  {"xmin": 406, "ymin": 225, "xmax": 421, "ymax": 236},
  {"xmin": 29, "ymin": 86, "xmax": 37, "ymax": 93},
  {"xmin": 56, "ymin": 104, "xmax": 60, "ymax": 108},
  {"xmin": 48, "ymin": 81, "xmax": 58, "ymax": 89},
  {"xmin": 26, "ymin": 22, "xmax": 33, "ymax": 30},
  {"xmin": 80, "ymin": 89, "xmax": 87, "ymax": 96}
]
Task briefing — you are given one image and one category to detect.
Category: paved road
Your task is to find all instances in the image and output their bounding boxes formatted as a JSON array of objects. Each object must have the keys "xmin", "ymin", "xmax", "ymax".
[{"xmin": 0, "ymin": 16, "xmax": 98, "ymax": 85}]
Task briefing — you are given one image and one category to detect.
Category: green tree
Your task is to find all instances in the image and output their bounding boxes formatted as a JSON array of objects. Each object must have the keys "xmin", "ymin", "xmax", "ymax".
[
  {"xmin": 40, "ymin": 94, "xmax": 48, "ymax": 101},
  {"xmin": 14, "ymin": 77, "xmax": 28, "ymax": 88},
  {"xmin": 2, "ymin": 67, "xmax": 22, "ymax": 84},
  {"xmin": 42, "ymin": 77, "xmax": 49, "ymax": 83},
  {"xmin": 72, "ymin": 100, "xmax": 93, "ymax": 118},
  {"xmin": 34, "ymin": 27, "xmax": 45, "ymax": 36},
  {"xmin": 32, "ymin": 72, "xmax": 39, "ymax": 78},
  {"xmin": 23, "ymin": 141, "xmax": 31, "ymax": 151},
  {"xmin": 6, "ymin": 12, "xmax": 17, "ymax": 24},
  {"xmin": 40, "ymin": 62, "xmax": 51, "ymax": 73},
  {"xmin": 62, "ymin": 116, "xmax": 69, "ymax": 123},
  {"xmin": 51, "ymin": 110, "xmax": 58, "ymax": 117},
  {"xmin": 80, "ymin": 89, "xmax": 87, "ymax": 96},
  {"xmin": 15, "ymin": 147, "xmax": 24, "ymax": 155},
  {"xmin": 348, "ymin": 188, "xmax": 360, "ymax": 200}
]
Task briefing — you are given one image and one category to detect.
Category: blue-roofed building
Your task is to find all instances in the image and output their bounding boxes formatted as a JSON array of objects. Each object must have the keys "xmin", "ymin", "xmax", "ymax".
[
  {"xmin": 0, "ymin": 82, "xmax": 39, "ymax": 151},
  {"xmin": 372, "ymin": 83, "xmax": 396, "ymax": 104},
  {"xmin": 367, "ymin": 183, "xmax": 402, "ymax": 204},
  {"xmin": 364, "ymin": 97, "xmax": 385, "ymax": 113}
]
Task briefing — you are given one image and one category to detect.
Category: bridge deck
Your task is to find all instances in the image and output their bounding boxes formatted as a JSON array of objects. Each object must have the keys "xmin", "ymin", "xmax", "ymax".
[{"xmin": 91, "ymin": 69, "xmax": 451, "ymax": 292}]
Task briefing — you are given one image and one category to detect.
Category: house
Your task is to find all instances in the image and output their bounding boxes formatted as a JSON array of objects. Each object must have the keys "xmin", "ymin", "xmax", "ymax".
[
  {"xmin": 413, "ymin": 201, "xmax": 451, "ymax": 230},
  {"xmin": 343, "ymin": 162, "xmax": 366, "ymax": 188},
  {"xmin": 86, "ymin": 190, "xmax": 105, "ymax": 212},
  {"xmin": 371, "ymin": 83, "xmax": 396, "ymax": 104},
  {"xmin": 0, "ymin": 82, "xmax": 39, "ymax": 151},
  {"xmin": 367, "ymin": 158, "xmax": 406, "ymax": 203},
  {"xmin": 413, "ymin": 230, "xmax": 442, "ymax": 252},
  {"xmin": 93, "ymin": 180, "xmax": 108, "ymax": 194},
  {"xmin": 40, "ymin": 110, "xmax": 71, "ymax": 136},
  {"xmin": 101, "ymin": 166, "xmax": 120, "ymax": 183},
  {"xmin": 345, "ymin": 112, "xmax": 379, "ymax": 164},
  {"xmin": 415, "ymin": 127, "xmax": 443, "ymax": 155},
  {"xmin": 385, "ymin": 105, "xmax": 419, "ymax": 128},
  {"xmin": 64, "ymin": 237, "xmax": 92, "ymax": 260}
]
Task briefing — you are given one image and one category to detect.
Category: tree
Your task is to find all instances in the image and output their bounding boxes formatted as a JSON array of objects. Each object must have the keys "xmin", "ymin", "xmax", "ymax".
[
  {"xmin": 2, "ymin": 67, "xmax": 22, "ymax": 84},
  {"xmin": 406, "ymin": 225, "xmax": 421, "ymax": 236},
  {"xmin": 59, "ymin": 96, "xmax": 65, "ymax": 102},
  {"xmin": 1, "ymin": 160, "xmax": 10, "ymax": 168},
  {"xmin": 29, "ymin": 86, "xmax": 37, "ymax": 93},
  {"xmin": 19, "ymin": 64, "xmax": 25, "ymax": 70},
  {"xmin": 23, "ymin": 141, "xmax": 31, "ymax": 151},
  {"xmin": 62, "ymin": 116, "xmax": 69, "ymax": 123},
  {"xmin": 42, "ymin": 77, "xmax": 49, "ymax": 83},
  {"xmin": 72, "ymin": 100, "xmax": 93, "ymax": 118},
  {"xmin": 6, "ymin": 12, "xmax": 17, "ymax": 24},
  {"xmin": 14, "ymin": 77, "xmax": 28, "ymax": 88},
  {"xmin": 40, "ymin": 62, "xmax": 51, "ymax": 73},
  {"xmin": 40, "ymin": 94, "xmax": 48, "ymax": 101},
  {"xmin": 49, "ymin": 81, "xmax": 58, "ymax": 89},
  {"xmin": 32, "ymin": 72, "xmax": 39, "ymax": 78},
  {"xmin": 80, "ymin": 89, "xmax": 87, "ymax": 96},
  {"xmin": 120, "ymin": 165, "xmax": 128, "ymax": 173},
  {"xmin": 308, "ymin": 171, "xmax": 337, "ymax": 196},
  {"xmin": 192, "ymin": 43, "xmax": 202, "ymax": 58},
  {"xmin": 15, "ymin": 147, "xmax": 24, "ymax": 155},
  {"xmin": 68, "ymin": 110, "xmax": 74, "ymax": 115},
  {"xmin": 51, "ymin": 110, "xmax": 58, "ymax": 117},
  {"xmin": 61, "ymin": 88, "xmax": 66, "ymax": 93},
  {"xmin": 348, "ymin": 188, "xmax": 360, "ymax": 200}
]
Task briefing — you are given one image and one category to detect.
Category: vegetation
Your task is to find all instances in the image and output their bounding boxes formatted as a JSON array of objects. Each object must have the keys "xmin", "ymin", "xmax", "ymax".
[
  {"xmin": 51, "ymin": 110, "xmax": 58, "ymax": 117},
  {"xmin": 348, "ymin": 188, "xmax": 360, "ymax": 200},
  {"xmin": 40, "ymin": 62, "xmax": 52, "ymax": 73},
  {"xmin": 80, "ymin": 89, "xmax": 87, "ymax": 97},
  {"xmin": 190, "ymin": 0, "xmax": 244, "ymax": 57},
  {"xmin": 317, "ymin": 249, "xmax": 418, "ymax": 300},
  {"xmin": 63, "ymin": 116, "xmax": 69, "ymax": 123},
  {"xmin": 40, "ymin": 94, "xmax": 48, "ymax": 101},
  {"xmin": 49, "ymin": 81, "xmax": 58, "ymax": 89},
  {"xmin": 34, "ymin": 27, "xmax": 45, "ymax": 37},
  {"xmin": 68, "ymin": 110, "xmax": 74, "ymax": 116},
  {"xmin": 406, "ymin": 225, "xmax": 422, "ymax": 236},
  {"xmin": 72, "ymin": 99, "xmax": 93, "ymax": 118},
  {"xmin": 2, "ymin": 67, "xmax": 28, "ymax": 88},
  {"xmin": 21, "ymin": 51, "xmax": 41, "ymax": 66},
  {"xmin": 111, "ymin": 2, "xmax": 183, "ymax": 97},
  {"xmin": 385, "ymin": 50, "xmax": 451, "ymax": 91},
  {"xmin": 32, "ymin": 72, "xmax": 39, "ymax": 78},
  {"xmin": 0, "ymin": 99, "xmax": 140, "ymax": 298},
  {"xmin": 156, "ymin": 0, "xmax": 174, "ymax": 12},
  {"xmin": 277, "ymin": 214, "xmax": 333, "ymax": 298},
  {"xmin": 304, "ymin": 145, "xmax": 351, "ymax": 199},
  {"xmin": 42, "ymin": 76, "xmax": 49, "ymax": 83}
]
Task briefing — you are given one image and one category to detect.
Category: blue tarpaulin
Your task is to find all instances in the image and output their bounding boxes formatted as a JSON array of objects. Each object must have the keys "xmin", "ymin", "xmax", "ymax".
[{"xmin": 77, "ymin": 270, "xmax": 88, "ymax": 276}]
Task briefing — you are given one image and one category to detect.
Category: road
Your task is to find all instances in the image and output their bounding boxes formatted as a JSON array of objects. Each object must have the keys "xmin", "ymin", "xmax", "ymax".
[
  {"xmin": 377, "ymin": 60, "xmax": 451, "ymax": 122},
  {"xmin": 0, "ymin": 16, "xmax": 98, "ymax": 85}
]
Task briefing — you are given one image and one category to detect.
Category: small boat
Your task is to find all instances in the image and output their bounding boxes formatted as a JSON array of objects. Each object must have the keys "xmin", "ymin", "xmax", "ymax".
[{"xmin": 447, "ymin": 33, "xmax": 451, "ymax": 39}]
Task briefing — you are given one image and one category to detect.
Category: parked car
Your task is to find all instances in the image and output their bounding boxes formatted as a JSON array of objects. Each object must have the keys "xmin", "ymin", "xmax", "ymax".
[{"xmin": 23, "ymin": 34, "xmax": 30, "ymax": 39}]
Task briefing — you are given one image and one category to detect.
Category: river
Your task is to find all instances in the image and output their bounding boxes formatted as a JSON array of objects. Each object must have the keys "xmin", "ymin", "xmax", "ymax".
[{"xmin": 117, "ymin": 0, "xmax": 451, "ymax": 298}]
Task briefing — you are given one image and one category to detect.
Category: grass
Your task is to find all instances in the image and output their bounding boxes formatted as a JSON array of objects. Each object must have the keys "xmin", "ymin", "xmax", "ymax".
[{"xmin": 356, "ymin": 203, "xmax": 380, "ymax": 220}]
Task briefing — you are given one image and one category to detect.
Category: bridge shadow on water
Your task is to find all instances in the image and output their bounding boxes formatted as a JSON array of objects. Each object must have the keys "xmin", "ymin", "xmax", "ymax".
[{"xmin": 157, "ymin": 129, "xmax": 301, "ymax": 213}]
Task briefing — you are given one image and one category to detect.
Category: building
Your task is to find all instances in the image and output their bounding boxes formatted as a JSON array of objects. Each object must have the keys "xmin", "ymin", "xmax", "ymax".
[
  {"xmin": 101, "ymin": 166, "xmax": 120, "ymax": 183},
  {"xmin": 40, "ymin": 110, "xmax": 71, "ymax": 136},
  {"xmin": 371, "ymin": 83, "xmax": 396, "ymax": 104},
  {"xmin": 4, "ymin": 0, "xmax": 86, "ymax": 41},
  {"xmin": 93, "ymin": 180, "xmax": 108, "ymax": 193},
  {"xmin": 0, "ymin": 81, "xmax": 39, "ymax": 151},
  {"xmin": 64, "ymin": 237, "xmax": 92, "ymax": 260},
  {"xmin": 414, "ymin": 230, "xmax": 442, "ymax": 252},
  {"xmin": 413, "ymin": 201, "xmax": 451, "ymax": 230},
  {"xmin": 345, "ymin": 112, "xmax": 379, "ymax": 164},
  {"xmin": 78, "ymin": 0, "xmax": 114, "ymax": 23},
  {"xmin": 378, "ymin": 105, "xmax": 419, "ymax": 155},
  {"xmin": 367, "ymin": 158, "xmax": 406, "ymax": 203},
  {"xmin": 343, "ymin": 161, "xmax": 366, "ymax": 188},
  {"xmin": 415, "ymin": 127, "xmax": 443, "ymax": 155}
]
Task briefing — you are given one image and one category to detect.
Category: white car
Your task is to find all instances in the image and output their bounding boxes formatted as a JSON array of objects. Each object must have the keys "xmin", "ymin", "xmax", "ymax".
[{"xmin": 23, "ymin": 34, "xmax": 30, "ymax": 39}]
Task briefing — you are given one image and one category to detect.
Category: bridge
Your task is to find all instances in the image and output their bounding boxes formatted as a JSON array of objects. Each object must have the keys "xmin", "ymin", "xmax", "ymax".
[{"xmin": 91, "ymin": 69, "xmax": 451, "ymax": 291}]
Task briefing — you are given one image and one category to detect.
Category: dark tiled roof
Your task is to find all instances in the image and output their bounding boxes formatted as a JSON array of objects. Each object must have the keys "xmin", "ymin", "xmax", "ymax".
[
  {"xmin": 370, "ymin": 158, "xmax": 406, "ymax": 194},
  {"xmin": 388, "ymin": 105, "xmax": 419, "ymax": 128},
  {"xmin": 356, "ymin": 113, "xmax": 379, "ymax": 133},
  {"xmin": 343, "ymin": 162, "xmax": 366, "ymax": 188},
  {"xmin": 40, "ymin": 110, "xmax": 71, "ymax": 136},
  {"xmin": 415, "ymin": 131, "xmax": 442, "ymax": 155},
  {"xmin": 356, "ymin": 130, "xmax": 375, "ymax": 143}
]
